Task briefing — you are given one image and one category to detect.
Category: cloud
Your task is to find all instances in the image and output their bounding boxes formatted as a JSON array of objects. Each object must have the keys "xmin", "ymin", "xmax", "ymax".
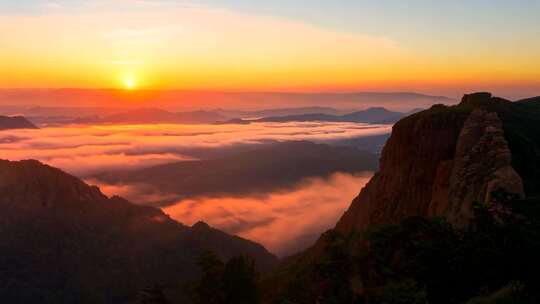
[
  {"xmin": 162, "ymin": 172, "xmax": 371, "ymax": 256},
  {"xmin": 0, "ymin": 120, "xmax": 380, "ymax": 256},
  {"xmin": 0, "ymin": 122, "xmax": 389, "ymax": 176},
  {"xmin": 0, "ymin": 2, "xmax": 401, "ymax": 90},
  {"xmin": 90, "ymin": 171, "xmax": 372, "ymax": 256}
]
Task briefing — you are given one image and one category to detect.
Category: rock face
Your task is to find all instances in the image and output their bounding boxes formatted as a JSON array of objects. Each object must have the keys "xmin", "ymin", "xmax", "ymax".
[
  {"xmin": 336, "ymin": 104, "xmax": 467, "ymax": 232},
  {"xmin": 0, "ymin": 159, "xmax": 277, "ymax": 303},
  {"xmin": 0, "ymin": 115, "xmax": 38, "ymax": 130},
  {"xmin": 336, "ymin": 93, "xmax": 528, "ymax": 233},
  {"xmin": 439, "ymin": 109, "xmax": 524, "ymax": 228}
]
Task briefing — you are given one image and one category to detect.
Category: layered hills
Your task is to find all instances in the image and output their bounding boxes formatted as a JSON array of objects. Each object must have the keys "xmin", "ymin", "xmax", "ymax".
[
  {"xmin": 94, "ymin": 141, "xmax": 379, "ymax": 204},
  {"xmin": 228, "ymin": 107, "xmax": 422, "ymax": 125},
  {"xmin": 0, "ymin": 159, "xmax": 276, "ymax": 303}
]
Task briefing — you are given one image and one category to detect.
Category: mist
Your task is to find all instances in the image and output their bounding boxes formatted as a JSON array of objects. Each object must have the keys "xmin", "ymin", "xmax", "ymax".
[{"xmin": 0, "ymin": 122, "xmax": 389, "ymax": 176}]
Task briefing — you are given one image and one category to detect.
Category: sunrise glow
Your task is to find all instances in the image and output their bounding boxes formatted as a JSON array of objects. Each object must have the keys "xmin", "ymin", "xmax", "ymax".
[
  {"xmin": 0, "ymin": 1, "xmax": 538, "ymax": 98},
  {"xmin": 124, "ymin": 78, "xmax": 136, "ymax": 90}
]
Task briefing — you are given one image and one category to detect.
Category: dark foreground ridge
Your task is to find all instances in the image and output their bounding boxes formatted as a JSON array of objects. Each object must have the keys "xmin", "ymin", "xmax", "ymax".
[{"xmin": 0, "ymin": 159, "xmax": 277, "ymax": 303}]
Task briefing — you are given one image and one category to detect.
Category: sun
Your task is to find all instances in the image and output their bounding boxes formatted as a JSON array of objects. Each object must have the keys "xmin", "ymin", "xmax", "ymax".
[{"xmin": 123, "ymin": 78, "xmax": 136, "ymax": 90}]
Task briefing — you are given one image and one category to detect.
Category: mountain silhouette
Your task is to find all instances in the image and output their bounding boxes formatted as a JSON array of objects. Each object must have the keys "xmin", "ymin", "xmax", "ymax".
[
  {"xmin": 0, "ymin": 115, "xmax": 38, "ymax": 130},
  {"xmin": 0, "ymin": 159, "xmax": 276, "ymax": 303}
]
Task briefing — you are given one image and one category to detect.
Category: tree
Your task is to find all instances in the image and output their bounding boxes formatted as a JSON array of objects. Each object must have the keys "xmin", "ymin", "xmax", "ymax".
[
  {"xmin": 192, "ymin": 251, "xmax": 225, "ymax": 304},
  {"xmin": 223, "ymin": 256, "xmax": 260, "ymax": 304},
  {"xmin": 191, "ymin": 252, "xmax": 260, "ymax": 304}
]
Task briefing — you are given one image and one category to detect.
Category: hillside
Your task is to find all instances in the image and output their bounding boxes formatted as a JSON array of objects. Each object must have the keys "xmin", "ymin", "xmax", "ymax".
[
  {"xmin": 0, "ymin": 115, "xmax": 38, "ymax": 130},
  {"xmin": 76, "ymin": 108, "xmax": 228, "ymax": 124},
  {"xmin": 0, "ymin": 159, "xmax": 277, "ymax": 303},
  {"xmin": 252, "ymin": 107, "xmax": 405, "ymax": 124},
  {"xmin": 94, "ymin": 141, "xmax": 379, "ymax": 204}
]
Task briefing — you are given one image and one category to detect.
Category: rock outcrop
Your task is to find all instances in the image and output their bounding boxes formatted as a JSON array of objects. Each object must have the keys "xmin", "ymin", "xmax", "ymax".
[
  {"xmin": 0, "ymin": 115, "xmax": 38, "ymax": 130},
  {"xmin": 438, "ymin": 109, "xmax": 524, "ymax": 228},
  {"xmin": 336, "ymin": 93, "xmax": 529, "ymax": 233}
]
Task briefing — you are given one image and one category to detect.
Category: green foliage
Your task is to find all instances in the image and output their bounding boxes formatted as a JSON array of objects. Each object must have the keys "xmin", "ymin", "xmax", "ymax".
[
  {"xmin": 223, "ymin": 256, "xmax": 260, "ymax": 304},
  {"xmin": 192, "ymin": 251, "xmax": 225, "ymax": 304},
  {"xmin": 191, "ymin": 251, "xmax": 260, "ymax": 304},
  {"xmin": 376, "ymin": 279, "xmax": 427, "ymax": 304}
]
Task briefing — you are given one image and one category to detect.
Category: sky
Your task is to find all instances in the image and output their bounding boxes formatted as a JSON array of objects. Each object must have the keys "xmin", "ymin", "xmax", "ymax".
[{"xmin": 1, "ymin": 0, "xmax": 539, "ymax": 97}]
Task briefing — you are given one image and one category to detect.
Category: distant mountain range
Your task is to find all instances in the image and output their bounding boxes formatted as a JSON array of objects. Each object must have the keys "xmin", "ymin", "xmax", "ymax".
[
  {"xmin": 74, "ymin": 108, "xmax": 228, "ymax": 124},
  {"xmin": 94, "ymin": 141, "xmax": 379, "ymax": 204},
  {"xmin": 227, "ymin": 107, "xmax": 423, "ymax": 124},
  {"xmin": 0, "ymin": 159, "xmax": 277, "ymax": 303},
  {"xmin": 0, "ymin": 115, "xmax": 38, "ymax": 130},
  {"xmin": 0, "ymin": 89, "xmax": 456, "ymax": 111},
  {"xmin": 215, "ymin": 106, "xmax": 346, "ymax": 118}
]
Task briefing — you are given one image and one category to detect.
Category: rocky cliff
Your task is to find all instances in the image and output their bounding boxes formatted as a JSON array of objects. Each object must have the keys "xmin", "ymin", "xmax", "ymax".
[
  {"xmin": 336, "ymin": 92, "xmax": 537, "ymax": 233},
  {"xmin": 264, "ymin": 93, "xmax": 540, "ymax": 304}
]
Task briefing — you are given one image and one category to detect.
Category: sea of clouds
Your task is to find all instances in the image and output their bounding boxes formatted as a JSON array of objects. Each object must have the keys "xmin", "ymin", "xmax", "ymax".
[
  {"xmin": 0, "ymin": 122, "xmax": 389, "ymax": 176},
  {"xmin": 1, "ymin": 122, "xmax": 387, "ymax": 255}
]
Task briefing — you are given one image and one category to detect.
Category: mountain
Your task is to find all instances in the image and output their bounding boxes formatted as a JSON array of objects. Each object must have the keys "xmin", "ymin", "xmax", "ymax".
[
  {"xmin": 256, "ymin": 113, "xmax": 342, "ymax": 123},
  {"xmin": 94, "ymin": 141, "xmax": 379, "ymax": 205},
  {"xmin": 0, "ymin": 89, "xmax": 455, "ymax": 111},
  {"xmin": 341, "ymin": 107, "xmax": 405, "ymax": 123},
  {"xmin": 254, "ymin": 107, "xmax": 406, "ymax": 124},
  {"xmin": 0, "ymin": 159, "xmax": 277, "ymax": 303},
  {"xmin": 374, "ymin": 107, "xmax": 425, "ymax": 124},
  {"xmin": 329, "ymin": 133, "xmax": 391, "ymax": 154},
  {"xmin": 337, "ymin": 92, "xmax": 539, "ymax": 233},
  {"xmin": 76, "ymin": 108, "xmax": 228, "ymax": 124},
  {"xmin": 0, "ymin": 115, "xmax": 38, "ymax": 130},
  {"xmin": 264, "ymin": 93, "xmax": 540, "ymax": 303},
  {"xmin": 215, "ymin": 106, "xmax": 344, "ymax": 118},
  {"xmin": 516, "ymin": 96, "xmax": 540, "ymax": 105}
]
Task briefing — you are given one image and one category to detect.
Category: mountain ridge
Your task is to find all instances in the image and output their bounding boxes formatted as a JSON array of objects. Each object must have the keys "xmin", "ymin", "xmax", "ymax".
[
  {"xmin": 0, "ymin": 159, "xmax": 277, "ymax": 303},
  {"xmin": 230, "ymin": 107, "xmax": 410, "ymax": 124},
  {"xmin": 0, "ymin": 115, "xmax": 38, "ymax": 130},
  {"xmin": 0, "ymin": 89, "xmax": 455, "ymax": 110},
  {"xmin": 93, "ymin": 141, "xmax": 379, "ymax": 205}
]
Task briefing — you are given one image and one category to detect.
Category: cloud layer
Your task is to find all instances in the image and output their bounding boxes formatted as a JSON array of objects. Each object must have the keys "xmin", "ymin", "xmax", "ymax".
[
  {"xmin": 87, "ymin": 173, "xmax": 372, "ymax": 256},
  {"xmin": 162, "ymin": 172, "xmax": 371, "ymax": 256},
  {"xmin": 0, "ymin": 122, "xmax": 390, "ymax": 176},
  {"xmin": 1, "ymin": 122, "xmax": 380, "ymax": 255}
]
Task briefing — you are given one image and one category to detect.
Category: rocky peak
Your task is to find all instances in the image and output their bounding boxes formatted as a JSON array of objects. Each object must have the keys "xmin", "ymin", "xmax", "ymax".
[
  {"xmin": 430, "ymin": 109, "xmax": 524, "ymax": 228},
  {"xmin": 0, "ymin": 115, "xmax": 38, "ymax": 130},
  {"xmin": 0, "ymin": 159, "xmax": 278, "ymax": 302},
  {"xmin": 335, "ymin": 92, "xmax": 530, "ymax": 234},
  {"xmin": 0, "ymin": 159, "xmax": 106, "ymax": 209},
  {"xmin": 459, "ymin": 92, "xmax": 492, "ymax": 106}
]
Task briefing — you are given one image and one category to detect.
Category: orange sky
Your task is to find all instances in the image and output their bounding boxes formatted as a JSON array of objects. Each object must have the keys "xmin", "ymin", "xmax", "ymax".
[{"xmin": 1, "ymin": 2, "xmax": 539, "ymax": 97}]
